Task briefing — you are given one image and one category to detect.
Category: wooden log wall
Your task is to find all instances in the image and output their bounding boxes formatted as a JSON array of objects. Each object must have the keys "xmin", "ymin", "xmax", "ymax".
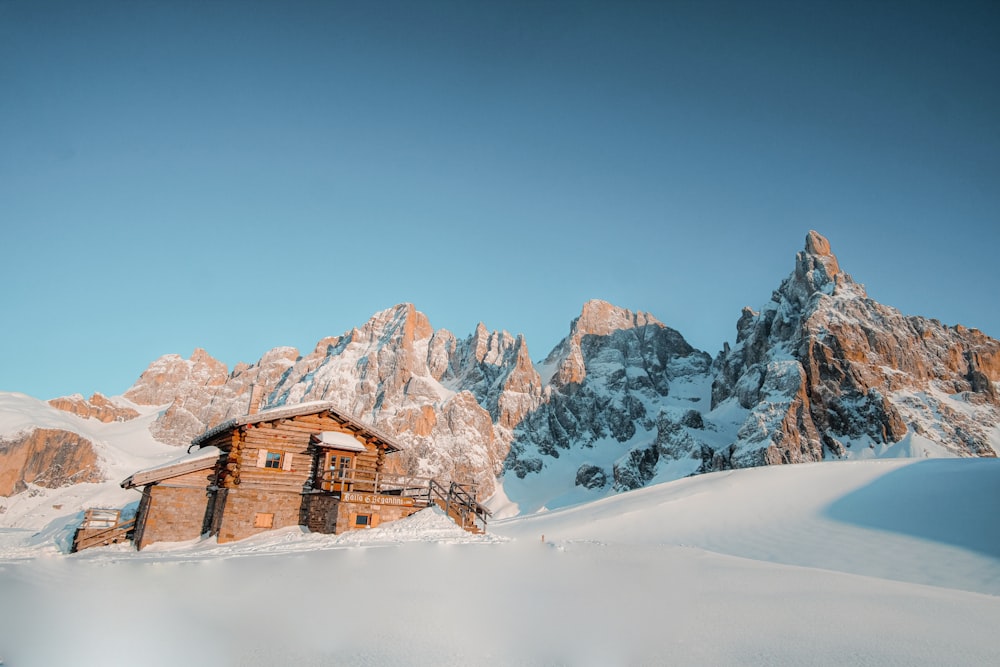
[{"xmin": 228, "ymin": 412, "xmax": 385, "ymax": 493}]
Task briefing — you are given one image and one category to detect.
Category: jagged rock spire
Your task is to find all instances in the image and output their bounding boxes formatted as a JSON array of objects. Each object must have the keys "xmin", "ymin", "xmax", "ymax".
[{"xmin": 781, "ymin": 230, "xmax": 863, "ymax": 309}]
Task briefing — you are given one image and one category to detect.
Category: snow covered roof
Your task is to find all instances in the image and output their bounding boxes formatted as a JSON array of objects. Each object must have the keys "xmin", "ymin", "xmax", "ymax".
[
  {"xmin": 312, "ymin": 431, "xmax": 367, "ymax": 452},
  {"xmin": 121, "ymin": 446, "xmax": 221, "ymax": 489},
  {"xmin": 189, "ymin": 401, "xmax": 402, "ymax": 452}
]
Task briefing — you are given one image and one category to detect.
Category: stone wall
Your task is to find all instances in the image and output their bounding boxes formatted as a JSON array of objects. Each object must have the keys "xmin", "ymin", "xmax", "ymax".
[
  {"xmin": 135, "ymin": 484, "xmax": 211, "ymax": 549},
  {"xmin": 302, "ymin": 493, "xmax": 340, "ymax": 534},
  {"xmin": 214, "ymin": 490, "xmax": 421, "ymax": 540},
  {"xmin": 214, "ymin": 488, "xmax": 304, "ymax": 543},
  {"xmin": 334, "ymin": 499, "xmax": 421, "ymax": 533},
  {"xmin": 131, "ymin": 468, "xmax": 215, "ymax": 549}
]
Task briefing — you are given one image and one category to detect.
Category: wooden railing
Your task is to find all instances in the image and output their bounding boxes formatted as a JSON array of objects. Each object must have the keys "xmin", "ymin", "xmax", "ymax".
[
  {"xmin": 428, "ymin": 479, "xmax": 491, "ymax": 534},
  {"xmin": 72, "ymin": 517, "xmax": 136, "ymax": 552},
  {"xmin": 316, "ymin": 469, "xmax": 437, "ymax": 500},
  {"xmin": 314, "ymin": 471, "xmax": 492, "ymax": 533}
]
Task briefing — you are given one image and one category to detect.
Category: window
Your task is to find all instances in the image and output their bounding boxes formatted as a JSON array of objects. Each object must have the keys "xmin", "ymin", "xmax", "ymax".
[
  {"xmin": 355, "ymin": 514, "xmax": 371, "ymax": 527},
  {"xmin": 258, "ymin": 449, "xmax": 293, "ymax": 471},
  {"xmin": 254, "ymin": 513, "xmax": 274, "ymax": 528}
]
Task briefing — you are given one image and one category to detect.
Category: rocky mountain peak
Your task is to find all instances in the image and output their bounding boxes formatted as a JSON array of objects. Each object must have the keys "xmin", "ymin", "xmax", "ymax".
[
  {"xmin": 123, "ymin": 349, "xmax": 229, "ymax": 407},
  {"xmin": 712, "ymin": 230, "xmax": 1000, "ymax": 469},
  {"xmin": 804, "ymin": 229, "xmax": 830, "ymax": 255},
  {"xmin": 190, "ymin": 347, "xmax": 217, "ymax": 365},
  {"xmin": 347, "ymin": 303, "xmax": 433, "ymax": 352},
  {"xmin": 780, "ymin": 230, "xmax": 861, "ymax": 310},
  {"xmin": 468, "ymin": 323, "xmax": 517, "ymax": 365},
  {"xmin": 544, "ymin": 300, "xmax": 667, "ymax": 388},
  {"xmin": 506, "ymin": 297, "xmax": 713, "ymax": 495},
  {"xmin": 574, "ymin": 299, "xmax": 663, "ymax": 338}
]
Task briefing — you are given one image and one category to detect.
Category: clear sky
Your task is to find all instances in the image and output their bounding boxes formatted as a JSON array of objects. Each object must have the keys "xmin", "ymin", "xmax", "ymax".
[{"xmin": 2, "ymin": 0, "xmax": 998, "ymax": 400}]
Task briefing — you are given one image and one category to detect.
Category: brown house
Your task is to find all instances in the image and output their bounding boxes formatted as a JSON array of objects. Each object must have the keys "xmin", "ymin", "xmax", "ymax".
[{"xmin": 121, "ymin": 401, "xmax": 488, "ymax": 550}]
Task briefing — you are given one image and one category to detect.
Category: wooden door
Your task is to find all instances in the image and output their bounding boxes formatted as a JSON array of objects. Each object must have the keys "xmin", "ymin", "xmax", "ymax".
[{"xmin": 325, "ymin": 451, "xmax": 355, "ymax": 492}]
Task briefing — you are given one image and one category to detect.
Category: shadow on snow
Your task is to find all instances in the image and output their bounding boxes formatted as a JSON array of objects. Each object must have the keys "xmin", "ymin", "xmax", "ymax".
[{"xmin": 823, "ymin": 458, "xmax": 1000, "ymax": 560}]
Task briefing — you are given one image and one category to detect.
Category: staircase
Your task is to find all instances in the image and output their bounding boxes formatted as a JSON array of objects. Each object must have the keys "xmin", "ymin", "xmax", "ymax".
[
  {"xmin": 71, "ymin": 508, "xmax": 136, "ymax": 552},
  {"xmin": 426, "ymin": 480, "xmax": 491, "ymax": 534}
]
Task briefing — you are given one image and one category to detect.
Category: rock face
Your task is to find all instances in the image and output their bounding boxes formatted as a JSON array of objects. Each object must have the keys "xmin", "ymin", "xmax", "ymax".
[
  {"xmin": 710, "ymin": 230, "xmax": 1000, "ymax": 469},
  {"xmin": 505, "ymin": 300, "xmax": 714, "ymax": 491},
  {"xmin": 48, "ymin": 393, "xmax": 140, "ymax": 423},
  {"xmin": 0, "ymin": 429, "xmax": 104, "ymax": 496},
  {"xmin": 264, "ymin": 304, "xmax": 544, "ymax": 495},
  {"xmin": 124, "ymin": 347, "xmax": 299, "ymax": 446}
]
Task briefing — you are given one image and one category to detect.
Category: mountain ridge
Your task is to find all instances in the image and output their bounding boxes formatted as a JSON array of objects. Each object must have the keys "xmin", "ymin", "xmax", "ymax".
[{"xmin": 2, "ymin": 231, "xmax": 998, "ymax": 526}]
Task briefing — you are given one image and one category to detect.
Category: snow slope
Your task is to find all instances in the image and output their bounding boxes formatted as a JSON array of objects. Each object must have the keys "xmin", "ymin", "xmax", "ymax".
[
  {"xmin": 1, "ymin": 458, "xmax": 998, "ymax": 666},
  {"xmin": 498, "ymin": 458, "xmax": 1000, "ymax": 595},
  {"xmin": 0, "ymin": 393, "xmax": 181, "ymax": 529}
]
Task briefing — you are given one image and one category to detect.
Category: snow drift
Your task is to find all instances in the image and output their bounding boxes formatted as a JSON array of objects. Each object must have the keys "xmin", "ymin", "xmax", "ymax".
[{"xmin": 1, "ymin": 458, "xmax": 998, "ymax": 666}]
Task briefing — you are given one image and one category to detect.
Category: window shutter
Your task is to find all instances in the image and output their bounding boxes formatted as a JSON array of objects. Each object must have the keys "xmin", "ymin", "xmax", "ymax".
[
  {"xmin": 282, "ymin": 453, "xmax": 293, "ymax": 471},
  {"xmin": 256, "ymin": 449, "xmax": 267, "ymax": 468}
]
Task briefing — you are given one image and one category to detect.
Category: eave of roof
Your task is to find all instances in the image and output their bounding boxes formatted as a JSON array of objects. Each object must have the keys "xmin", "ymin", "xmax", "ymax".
[
  {"xmin": 121, "ymin": 446, "xmax": 221, "ymax": 489},
  {"xmin": 189, "ymin": 401, "xmax": 402, "ymax": 452}
]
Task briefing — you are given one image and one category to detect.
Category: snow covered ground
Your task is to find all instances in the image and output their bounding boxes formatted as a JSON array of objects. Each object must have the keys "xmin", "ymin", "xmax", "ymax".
[{"xmin": 1, "ymin": 458, "xmax": 998, "ymax": 666}]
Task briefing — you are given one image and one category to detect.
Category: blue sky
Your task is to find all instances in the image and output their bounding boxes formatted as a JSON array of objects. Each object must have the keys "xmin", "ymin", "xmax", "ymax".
[{"xmin": 2, "ymin": 0, "xmax": 998, "ymax": 400}]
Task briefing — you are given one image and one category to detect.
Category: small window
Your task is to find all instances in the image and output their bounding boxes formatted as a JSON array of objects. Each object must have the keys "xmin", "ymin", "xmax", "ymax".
[
  {"xmin": 254, "ymin": 513, "xmax": 274, "ymax": 528},
  {"xmin": 264, "ymin": 451, "xmax": 283, "ymax": 469},
  {"xmin": 355, "ymin": 514, "xmax": 371, "ymax": 527}
]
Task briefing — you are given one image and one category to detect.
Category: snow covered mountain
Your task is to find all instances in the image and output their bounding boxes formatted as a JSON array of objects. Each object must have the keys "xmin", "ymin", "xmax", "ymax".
[
  {"xmin": 0, "ymin": 392, "xmax": 184, "ymax": 528},
  {"xmin": 2, "ymin": 231, "xmax": 998, "ymax": 528},
  {"xmin": 711, "ymin": 231, "xmax": 1000, "ymax": 468},
  {"xmin": 504, "ymin": 231, "xmax": 1000, "ymax": 511},
  {"xmin": 501, "ymin": 300, "xmax": 715, "ymax": 512}
]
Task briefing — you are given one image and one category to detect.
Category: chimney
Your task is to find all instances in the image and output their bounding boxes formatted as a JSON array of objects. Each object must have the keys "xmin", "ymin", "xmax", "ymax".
[{"xmin": 247, "ymin": 384, "xmax": 265, "ymax": 415}]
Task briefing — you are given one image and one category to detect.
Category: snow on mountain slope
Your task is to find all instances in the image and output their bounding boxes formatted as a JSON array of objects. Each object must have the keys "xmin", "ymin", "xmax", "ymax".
[
  {"xmin": 1, "ymin": 459, "xmax": 998, "ymax": 666},
  {"xmin": 711, "ymin": 231, "xmax": 1000, "ymax": 469},
  {"xmin": 501, "ymin": 234, "xmax": 999, "ymax": 514},
  {"xmin": 0, "ymin": 393, "xmax": 178, "ymax": 529},
  {"xmin": 502, "ymin": 300, "xmax": 715, "ymax": 512},
  {"xmin": 117, "ymin": 304, "xmax": 541, "ymax": 499}
]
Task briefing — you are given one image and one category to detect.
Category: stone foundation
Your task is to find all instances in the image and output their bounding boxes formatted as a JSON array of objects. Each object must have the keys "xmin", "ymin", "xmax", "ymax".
[
  {"xmin": 214, "ymin": 487, "xmax": 304, "ymax": 543},
  {"xmin": 302, "ymin": 493, "xmax": 340, "ymax": 534},
  {"xmin": 334, "ymin": 498, "xmax": 421, "ymax": 533},
  {"xmin": 135, "ymin": 487, "xmax": 425, "ymax": 548}
]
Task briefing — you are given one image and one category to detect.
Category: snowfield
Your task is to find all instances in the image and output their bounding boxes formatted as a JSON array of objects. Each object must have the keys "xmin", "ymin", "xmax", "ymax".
[
  {"xmin": 0, "ymin": 392, "xmax": 179, "ymax": 529},
  {"xmin": 1, "ymin": 458, "xmax": 999, "ymax": 666}
]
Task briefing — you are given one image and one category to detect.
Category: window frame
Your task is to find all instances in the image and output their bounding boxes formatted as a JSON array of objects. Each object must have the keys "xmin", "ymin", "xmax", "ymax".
[{"xmin": 263, "ymin": 450, "xmax": 284, "ymax": 470}]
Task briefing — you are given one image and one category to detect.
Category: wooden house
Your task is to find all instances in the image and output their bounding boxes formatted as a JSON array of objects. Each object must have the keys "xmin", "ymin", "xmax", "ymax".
[{"xmin": 120, "ymin": 401, "xmax": 489, "ymax": 550}]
